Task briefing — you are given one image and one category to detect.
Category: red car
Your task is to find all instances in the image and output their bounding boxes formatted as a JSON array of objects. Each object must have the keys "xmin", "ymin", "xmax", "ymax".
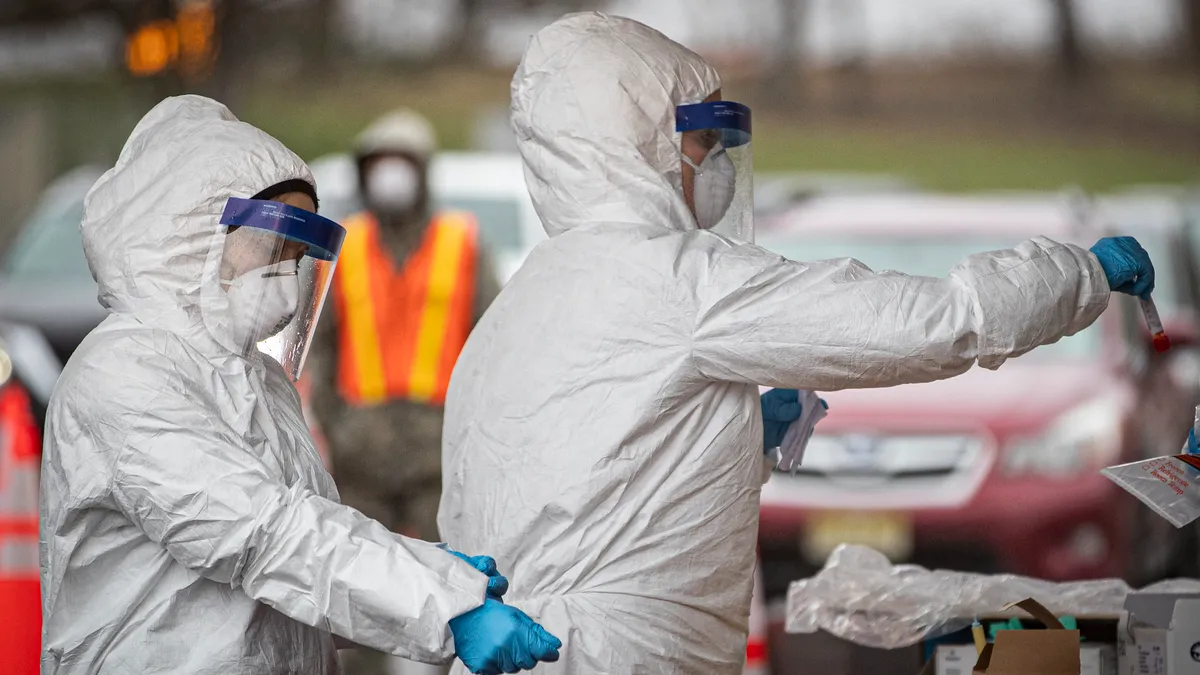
[{"xmin": 753, "ymin": 192, "xmax": 1200, "ymax": 605}]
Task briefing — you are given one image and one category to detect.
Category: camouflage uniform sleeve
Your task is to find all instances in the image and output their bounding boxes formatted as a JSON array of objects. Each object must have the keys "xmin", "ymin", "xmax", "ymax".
[{"xmin": 305, "ymin": 298, "xmax": 343, "ymax": 441}]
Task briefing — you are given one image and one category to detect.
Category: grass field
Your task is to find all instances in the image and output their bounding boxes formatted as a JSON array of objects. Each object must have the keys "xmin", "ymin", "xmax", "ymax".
[
  {"xmin": 751, "ymin": 117, "xmax": 1199, "ymax": 192},
  {"xmin": 5, "ymin": 66, "xmax": 1198, "ymax": 195}
]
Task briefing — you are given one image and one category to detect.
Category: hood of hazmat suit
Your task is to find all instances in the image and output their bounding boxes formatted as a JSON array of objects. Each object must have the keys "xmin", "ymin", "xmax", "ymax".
[
  {"xmin": 40, "ymin": 96, "xmax": 488, "ymax": 675},
  {"xmin": 439, "ymin": 12, "xmax": 1110, "ymax": 675}
]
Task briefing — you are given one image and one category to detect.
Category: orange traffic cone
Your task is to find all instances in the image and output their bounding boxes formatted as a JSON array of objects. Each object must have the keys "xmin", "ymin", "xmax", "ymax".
[
  {"xmin": 0, "ymin": 382, "xmax": 41, "ymax": 675},
  {"xmin": 744, "ymin": 559, "xmax": 770, "ymax": 675}
]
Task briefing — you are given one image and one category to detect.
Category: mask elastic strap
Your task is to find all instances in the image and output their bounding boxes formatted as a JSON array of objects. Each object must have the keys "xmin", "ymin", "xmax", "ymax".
[
  {"xmin": 680, "ymin": 144, "xmax": 727, "ymax": 175},
  {"xmin": 219, "ymin": 260, "xmax": 299, "ymax": 287}
]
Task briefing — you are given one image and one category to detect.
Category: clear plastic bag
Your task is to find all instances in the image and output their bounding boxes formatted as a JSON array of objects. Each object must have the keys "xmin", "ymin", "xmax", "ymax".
[
  {"xmin": 1102, "ymin": 413, "xmax": 1200, "ymax": 528},
  {"xmin": 1102, "ymin": 454, "xmax": 1200, "ymax": 528},
  {"xmin": 785, "ymin": 545, "xmax": 1200, "ymax": 649}
]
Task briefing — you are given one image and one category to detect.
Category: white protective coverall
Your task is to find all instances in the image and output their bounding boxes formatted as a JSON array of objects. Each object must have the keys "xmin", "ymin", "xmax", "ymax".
[
  {"xmin": 39, "ymin": 96, "xmax": 488, "ymax": 675},
  {"xmin": 438, "ymin": 12, "xmax": 1112, "ymax": 675}
]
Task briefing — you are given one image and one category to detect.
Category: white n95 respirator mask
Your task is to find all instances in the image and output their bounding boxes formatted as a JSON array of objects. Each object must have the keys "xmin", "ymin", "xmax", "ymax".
[
  {"xmin": 222, "ymin": 259, "xmax": 300, "ymax": 349},
  {"xmin": 365, "ymin": 158, "xmax": 421, "ymax": 212},
  {"xmin": 683, "ymin": 144, "xmax": 737, "ymax": 231}
]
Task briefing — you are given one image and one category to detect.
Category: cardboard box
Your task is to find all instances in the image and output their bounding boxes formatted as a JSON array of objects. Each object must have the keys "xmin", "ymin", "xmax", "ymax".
[
  {"xmin": 935, "ymin": 643, "xmax": 1115, "ymax": 675},
  {"xmin": 935, "ymin": 644, "xmax": 977, "ymax": 675},
  {"xmin": 1123, "ymin": 592, "xmax": 1200, "ymax": 675},
  {"xmin": 973, "ymin": 599, "xmax": 1081, "ymax": 674},
  {"xmin": 1129, "ymin": 626, "xmax": 1167, "ymax": 675},
  {"xmin": 1166, "ymin": 599, "xmax": 1200, "ymax": 675},
  {"xmin": 920, "ymin": 598, "xmax": 1082, "ymax": 675},
  {"xmin": 1080, "ymin": 644, "xmax": 1118, "ymax": 675}
]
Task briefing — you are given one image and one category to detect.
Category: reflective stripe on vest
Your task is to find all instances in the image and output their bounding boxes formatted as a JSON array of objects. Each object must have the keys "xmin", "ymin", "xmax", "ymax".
[
  {"xmin": 0, "ymin": 534, "xmax": 37, "ymax": 577},
  {"xmin": 0, "ymin": 383, "xmax": 39, "ymax": 579},
  {"xmin": 334, "ymin": 211, "xmax": 479, "ymax": 406},
  {"xmin": 0, "ymin": 382, "xmax": 39, "ymax": 674}
]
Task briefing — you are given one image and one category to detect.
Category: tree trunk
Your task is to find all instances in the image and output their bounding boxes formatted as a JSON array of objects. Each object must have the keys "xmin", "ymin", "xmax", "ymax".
[
  {"xmin": 1184, "ymin": 0, "xmax": 1200, "ymax": 83},
  {"xmin": 1051, "ymin": 0, "xmax": 1087, "ymax": 84},
  {"xmin": 443, "ymin": 0, "xmax": 487, "ymax": 64},
  {"xmin": 760, "ymin": 0, "xmax": 808, "ymax": 107},
  {"xmin": 831, "ymin": 0, "xmax": 872, "ymax": 113},
  {"xmin": 205, "ymin": 0, "xmax": 249, "ymax": 108},
  {"xmin": 307, "ymin": 0, "xmax": 338, "ymax": 73}
]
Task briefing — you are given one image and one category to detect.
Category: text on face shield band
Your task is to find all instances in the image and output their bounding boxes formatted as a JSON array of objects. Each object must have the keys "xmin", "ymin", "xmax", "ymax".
[
  {"xmin": 220, "ymin": 198, "xmax": 347, "ymax": 261},
  {"xmin": 675, "ymin": 101, "xmax": 753, "ymax": 147}
]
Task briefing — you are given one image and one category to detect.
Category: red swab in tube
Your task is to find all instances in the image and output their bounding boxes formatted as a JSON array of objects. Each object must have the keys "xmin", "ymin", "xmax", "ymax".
[{"xmin": 1140, "ymin": 296, "xmax": 1171, "ymax": 353}]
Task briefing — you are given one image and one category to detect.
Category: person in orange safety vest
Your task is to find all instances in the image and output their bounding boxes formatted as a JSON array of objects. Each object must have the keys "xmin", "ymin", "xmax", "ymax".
[{"xmin": 303, "ymin": 109, "xmax": 500, "ymax": 675}]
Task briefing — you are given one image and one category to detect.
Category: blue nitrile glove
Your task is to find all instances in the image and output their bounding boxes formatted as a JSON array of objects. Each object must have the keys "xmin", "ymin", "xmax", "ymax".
[
  {"xmin": 446, "ymin": 549, "xmax": 509, "ymax": 599},
  {"xmin": 449, "ymin": 598, "xmax": 562, "ymax": 675},
  {"xmin": 1186, "ymin": 428, "xmax": 1198, "ymax": 455},
  {"xmin": 1089, "ymin": 236, "xmax": 1155, "ymax": 299},
  {"xmin": 761, "ymin": 388, "xmax": 803, "ymax": 451}
]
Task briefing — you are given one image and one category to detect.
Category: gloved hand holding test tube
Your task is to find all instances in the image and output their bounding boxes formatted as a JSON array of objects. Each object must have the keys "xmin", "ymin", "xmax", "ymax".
[
  {"xmin": 1139, "ymin": 295, "xmax": 1171, "ymax": 353},
  {"xmin": 1088, "ymin": 235, "xmax": 1165, "ymax": 351}
]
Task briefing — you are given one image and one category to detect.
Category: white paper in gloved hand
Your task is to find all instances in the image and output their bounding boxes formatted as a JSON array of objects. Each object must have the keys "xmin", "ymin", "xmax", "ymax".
[
  {"xmin": 777, "ymin": 390, "xmax": 827, "ymax": 473},
  {"xmin": 762, "ymin": 447, "xmax": 781, "ymax": 484}
]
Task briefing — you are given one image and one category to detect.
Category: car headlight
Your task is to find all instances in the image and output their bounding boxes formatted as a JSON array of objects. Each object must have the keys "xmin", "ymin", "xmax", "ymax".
[{"xmin": 1003, "ymin": 397, "xmax": 1122, "ymax": 477}]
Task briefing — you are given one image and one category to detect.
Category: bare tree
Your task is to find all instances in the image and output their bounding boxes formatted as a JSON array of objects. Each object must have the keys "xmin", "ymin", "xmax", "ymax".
[
  {"xmin": 1184, "ymin": 0, "xmax": 1200, "ymax": 86},
  {"xmin": 830, "ymin": 0, "xmax": 871, "ymax": 113},
  {"xmin": 0, "ymin": 0, "xmax": 122, "ymax": 25},
  {"xmin": 1050, "ymin": 0, "xmax": 1087, "ymax": 84},
  {"xmin": 760, "ymin": 0, "xmax": 809, "ymax": 106},
  {"xmin": 200, "ymin": 0, "xmax": 337, "ymax": 102},
  {"xmin": 443, "ymin": 0, "xmax": 600, "ymax": 64},
  {"xmin": 309, "ymin": 0, "xmax": 338, "ymax": 70},
  {"xmin": 441, "ymin": 0, "xmax": 486, "ymax": 63}
]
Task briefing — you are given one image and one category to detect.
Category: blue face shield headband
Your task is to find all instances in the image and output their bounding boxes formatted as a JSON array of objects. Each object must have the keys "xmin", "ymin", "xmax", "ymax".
[
  {"xmin": 219, "ymin": 198, "xmax": 346, "ymax": 261},
  {"xmin": 675, "ymin": 100, "xmax": 752, "ymax": 148}
]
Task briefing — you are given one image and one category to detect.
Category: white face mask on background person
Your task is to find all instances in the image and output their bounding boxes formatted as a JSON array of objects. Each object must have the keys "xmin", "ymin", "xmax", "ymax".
[
  {"xmin": 222, "ymin": 258, "xmax": 300, "ymax": 349},
  {"xmin": 683, "ymin": 144, "xmax": 736, "ymax": 230},
  {"xmin": 365, "ymin": 158, "xmax": 421, "ymax": 213}
]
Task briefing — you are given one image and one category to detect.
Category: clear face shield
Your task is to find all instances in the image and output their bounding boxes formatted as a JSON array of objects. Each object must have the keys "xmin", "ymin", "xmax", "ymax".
[
  {"xmin": 214, "ymin": 198, "xmax": 346, "ymax": 381},
  {"xmin": 675, "ymin": 101, "xmax": 754, "ymax": 243}
]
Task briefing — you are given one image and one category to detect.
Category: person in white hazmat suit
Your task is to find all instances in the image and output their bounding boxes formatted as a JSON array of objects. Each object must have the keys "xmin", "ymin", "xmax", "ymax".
[
  {"xmin": 39, "ymin": 96, "xmax": 561, "ymax": 675},
  {"xmin": 438, "ymin": 12, "xmax": 1156, "ymax": 675}
]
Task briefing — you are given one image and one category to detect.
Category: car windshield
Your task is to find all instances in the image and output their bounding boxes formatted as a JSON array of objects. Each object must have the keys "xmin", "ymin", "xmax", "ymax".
[
  {"xmin": 434, "ymin": 195, "xmax": 522, "ymax": 252},
  {"xmin": 758, "ymin": 236, "xmax": 1103, "ymax": 360},
  {"xmin": 2, "ymin": 192, "xmax": 91, "ymax": 282}
]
